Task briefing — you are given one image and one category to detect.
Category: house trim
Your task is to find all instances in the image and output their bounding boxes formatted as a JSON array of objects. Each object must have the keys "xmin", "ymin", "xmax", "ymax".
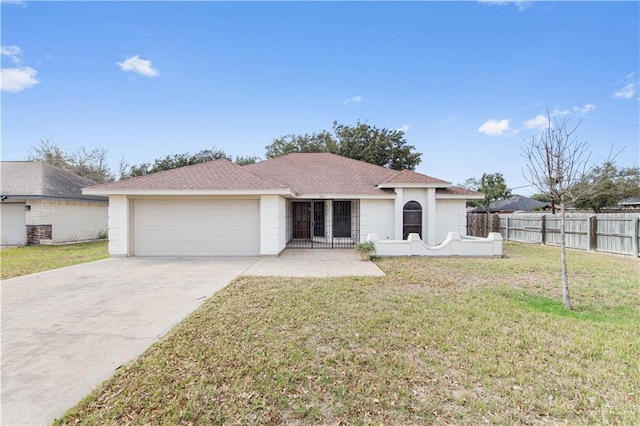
[{"xmin": 378, "ymin": 182, "xmax": 449, "ymax": 189}]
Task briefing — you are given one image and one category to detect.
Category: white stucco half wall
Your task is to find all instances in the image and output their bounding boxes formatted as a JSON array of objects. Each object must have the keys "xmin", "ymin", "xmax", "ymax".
[{"xmin": 367, "ymin": 232, "xmax": 503, "ymax": 257}]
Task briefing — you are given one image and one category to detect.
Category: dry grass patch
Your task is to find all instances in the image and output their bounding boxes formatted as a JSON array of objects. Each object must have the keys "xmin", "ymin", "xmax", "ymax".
[
  {"xmin": 56, "ymin": 242, "xmax": 639, "ymax": 425},
  {"xmin": 0, "ymin": 240, "xmax": 108, "ymax": 280}
]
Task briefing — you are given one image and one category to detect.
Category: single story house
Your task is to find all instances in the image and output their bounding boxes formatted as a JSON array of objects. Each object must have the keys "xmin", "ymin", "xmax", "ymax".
[
  {"xmin": 470, "ymin": 194, "xmax": 551, "ymax": 213},
  {"xmin": 84, "ymin": 153, "xmax": 483, "ymax": 257},
  {"xmin": 618, "ymin": 197, "xmax": 640, "ymax": 210},
  {"xmin": 0, "ymin": 161, "xmax": 108, "ymax": 245}
]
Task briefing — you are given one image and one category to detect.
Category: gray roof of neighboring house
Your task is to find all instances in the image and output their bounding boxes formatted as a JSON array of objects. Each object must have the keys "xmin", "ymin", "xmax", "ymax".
[
  {"xmin": 0, "ymin": 161, "xmax": 107, "ymax": 202},
  {"xmin": 471, "ymin": 194, "xmax": 550, "ymax": 213},
  {"xmin": 618, "ymin": 197, "xmax": 640, "ymax": 206}
]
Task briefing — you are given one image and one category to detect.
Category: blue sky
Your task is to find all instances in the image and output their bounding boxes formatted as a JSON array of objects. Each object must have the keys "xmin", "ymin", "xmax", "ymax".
[{"xmin": 2, "ymin": 1, "xmax": 638, "ymax": 194}]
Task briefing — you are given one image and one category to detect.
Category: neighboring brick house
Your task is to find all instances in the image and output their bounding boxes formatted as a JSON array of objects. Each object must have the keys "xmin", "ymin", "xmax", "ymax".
[{"xmin": 0, "ymin": 161, "xmax": 108, "ymax": 245}]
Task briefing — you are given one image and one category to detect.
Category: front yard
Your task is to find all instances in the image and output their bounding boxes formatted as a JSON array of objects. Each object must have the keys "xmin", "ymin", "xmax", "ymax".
[
  {"xmin": 0, "ymin": 240, "xmax": 108, "ymax": 280},
  {"xmin": 56, "ymin": 242, "xmax": 639, "ymax": 424}
]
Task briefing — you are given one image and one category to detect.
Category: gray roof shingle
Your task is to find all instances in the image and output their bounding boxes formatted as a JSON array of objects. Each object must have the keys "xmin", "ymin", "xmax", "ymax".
[
  {"xmin": 471, "ymin": 194, "xmax": 550, "ymax": 212},
  {"xmin": 1, "ymin": 161, "xmax": 106, "ymax": 201}
]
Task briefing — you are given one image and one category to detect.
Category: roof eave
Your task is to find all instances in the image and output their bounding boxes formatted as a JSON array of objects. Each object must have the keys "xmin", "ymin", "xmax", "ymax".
[
  {"xmin": 82, "ymin": 188, "xmax": 294, "ymax": 197},
  {"xmin": 1, "ymin": 194, "xmax": 107, "ymax": 202},
  {"xmin": 437, "ymin": 193, "xmax": 485, "ymax": 200},
  {"xmin": 378, "ymin": 182, "xmax": 452, "ymax": 189},
  {"xmin": 293, "ymin": 193, "xmax": 396, "ymax": 200}
]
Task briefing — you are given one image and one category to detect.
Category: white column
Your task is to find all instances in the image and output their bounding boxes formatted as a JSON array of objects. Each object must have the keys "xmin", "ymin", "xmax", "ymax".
[
  {"xmin": 107, "ymin": 195, "xmax": 131, "ymax": 257},
  {"xmin": 426, "ymin": 188, "xmax": 436, "ymax": 246},
  {"xmin": 394, "ymin": 188, "xmax": 404, "ymax": 239},
  {"xmin": 260, "ymin": 195, "xmax": 285, "ymax": 256}
]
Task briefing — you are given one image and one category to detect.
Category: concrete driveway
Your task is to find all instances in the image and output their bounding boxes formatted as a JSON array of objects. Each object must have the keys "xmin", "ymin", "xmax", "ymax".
[
  {"xmin": 1, "ymin": 250, "xmax": 383, "ymax": 425},
  {"xmin": 1, "ymin": 257, "xmax": 258, "ymax": 426}
]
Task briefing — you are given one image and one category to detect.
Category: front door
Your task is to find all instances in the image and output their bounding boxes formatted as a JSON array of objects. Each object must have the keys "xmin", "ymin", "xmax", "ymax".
[
  {"xmin": 313, "ymin": 201, "xmax": 325, "ymax": 237},
  {"xmin": 292, "ymin": 201, "xmax": 311, "ymax": 239},
  {"xmin": 333, "ymin": 200, "xmax": 351, "ymax": 238}
]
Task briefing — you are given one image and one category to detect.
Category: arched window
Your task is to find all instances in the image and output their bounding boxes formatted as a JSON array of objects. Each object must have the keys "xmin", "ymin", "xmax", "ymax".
[{"xmin": 403, "ymin": 201, "xmax": 422, "ymax": 240}]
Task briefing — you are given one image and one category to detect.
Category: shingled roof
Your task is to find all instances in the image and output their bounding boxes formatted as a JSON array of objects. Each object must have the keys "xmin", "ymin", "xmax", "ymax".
[
  {"xmin": 244, "ymin": 153, "xmax": 401, "ymax": 195},
  {"xmin": 437, "ymin": 186, "xmax": 484, "ymax": 197},
  {"xmin": 471, "ymin": 194, "xmax": 551, "ymax": 213},
  {"xmin": 85, "ymin": 153, "xmax": 481, "ymax": 198},
  {"xmin": 0, "ymin": 161, "xmax": 106, "ymax": 202},
  {"xmin": 86, "ymin": 159, "xmax": 287, "ymax": 192},
  {"xmin": 379, "ymin": 169, "xmax": 451, "ymax": 186}
]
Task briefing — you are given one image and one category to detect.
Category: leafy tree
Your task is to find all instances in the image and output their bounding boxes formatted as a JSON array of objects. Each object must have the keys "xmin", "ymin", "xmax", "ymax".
[
  {"xmin": 571, "ymin": 162, "xmax": 640, "ymax": 212},
  {"xmin": 531, "ymin": 193, "xmax": 551, "ymax": 202},
  {"xmin": 522, "ymin": 112, "xmax": 607, "ymax": 310},
  {"xmin": 234, "ymin": 155, "xmax": 260, "ymax": 166},
  {"xmin": 122, "ymin": 148, "xmax": 231, "ymax": 178},
  {"xmin": 265, "ymin": 121, "xmax": 422, "ymax": 170},
  {"xmin": 462, "ymin": 173, "xmax": 511, "ymax": 235},
  {"xmin": 477, "ymin": 173, "xmax": 511, "ymax": 214},
  {"xmin": 265, "ymin": 131, "xmax": 337, "ymax": 159},
  {"xmin": 334, "ymin": 121, "xmax": 421, "ymax": 170},
  {"xmin": 28, "ymin": 139, "xmax": 114, "ymax": 183}
]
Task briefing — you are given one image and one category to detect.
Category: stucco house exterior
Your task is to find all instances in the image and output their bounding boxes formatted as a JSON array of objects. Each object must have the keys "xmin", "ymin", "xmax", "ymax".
[
  {"xmin": 0, "ymin": 161, "xmax": 108, "ymax": 245},
  {"xmin": 84, "ymin": 153, "xmax": 483, "ymax": 257}
]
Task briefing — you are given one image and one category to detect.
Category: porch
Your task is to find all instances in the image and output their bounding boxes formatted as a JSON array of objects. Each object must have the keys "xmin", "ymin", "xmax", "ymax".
[{"xmin": 286, "ymin": 199, "xmax": 360, "ymax": 249}]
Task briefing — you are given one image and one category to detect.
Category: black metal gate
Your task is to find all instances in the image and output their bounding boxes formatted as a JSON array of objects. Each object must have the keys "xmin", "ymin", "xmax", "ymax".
[{"xmin": 286, "ymin": 199, "xmax": 359, "ymax": 248}]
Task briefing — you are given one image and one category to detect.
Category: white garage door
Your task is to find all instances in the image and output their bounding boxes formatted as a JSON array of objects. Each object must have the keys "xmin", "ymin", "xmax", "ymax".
[
  {"xmin": 133, "ymin": 199, "xmax": 260, "ymax": 256},
  {"xmin": 1, "ymin": 203, "xmax": 27, "ymax": 245}
]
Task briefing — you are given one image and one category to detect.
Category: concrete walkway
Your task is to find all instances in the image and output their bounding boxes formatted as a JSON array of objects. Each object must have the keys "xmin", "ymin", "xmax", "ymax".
[
  {"xmin": 244, "ymin": 249, "xmax": 384, "ymax": 277},
  {"xmin": 1, "ymin": 250, "xmax": 383, "ymax": 425}
]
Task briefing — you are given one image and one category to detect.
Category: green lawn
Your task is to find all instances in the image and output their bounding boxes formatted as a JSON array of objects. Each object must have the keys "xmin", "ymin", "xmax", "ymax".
[
  {"xmin": 56, "ymin": 242, "xmax": 639, "ymax": 425},
  {"xmin": 0, "ymin": 240, "xmax": 108, "ymax": 280}
]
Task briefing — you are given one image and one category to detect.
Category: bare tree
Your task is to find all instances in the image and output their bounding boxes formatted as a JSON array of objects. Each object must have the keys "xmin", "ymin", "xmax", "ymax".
[
  {"xmin": 28, "ymin": 140, "xmax": 114, "ymax": 183},
  {"xmin": 522, "ymin": 112, "xmax": 601, "ymax": 310}
]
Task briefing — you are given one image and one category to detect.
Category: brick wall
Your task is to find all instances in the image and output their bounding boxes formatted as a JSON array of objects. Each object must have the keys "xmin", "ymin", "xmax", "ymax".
[
  {"xmin": 27, "ymin": 224, "xmax": 52, "ymax": 244},
  {"xmin": 25, "ymin": 199, "xmax": 108, "ymax": 243}
]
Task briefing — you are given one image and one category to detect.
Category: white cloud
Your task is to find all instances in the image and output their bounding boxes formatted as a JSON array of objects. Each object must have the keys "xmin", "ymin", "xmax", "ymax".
[
  {"xmin": 397, "ymin": 124, "xmax": 410, "ymax": 132},
  {"xmin": 478, "ymin": 118, "xmax": 512, "ymax": 136},
  {"xmin": 1, "ymin": 45, "xmax": 23, "ymax": 64},
  {"xmin": 1, "ymin": 45, "xmax": 40, "ymax": 92},
  {"xmin": 117, "ymin": 55, "xmax": 159, "ymax": 78},
  {"xmin": 523, "ymin": 114, "xmax": 548, "ymax": 131},
  {"xmin": 551, "ymin": 107, "xmax": 571, "ymax": 116},
  {"xmin": 575, "ymin": 103, "xmax": 596, "ymax": 115},
  {"xmin": 524, "ymin": 103, "xmax": 595, "ymax": 131},
  {"xmin": 477, "ymin": 0, "xmax": 531, "ymax": 12},
  {"xmin": 343, "ymin": 95, "xmax": 362, "ymax": 105},
  {"xmin": 442, "ymin": 115, "xmax": 459, "ymax": 126},
  {"xmin": 1, "ymin": 67, "xmax": 40, "ymax": 92},
  {"xmin": 614, "ymin": 73, "xmax": 638, "ymax": 100}
]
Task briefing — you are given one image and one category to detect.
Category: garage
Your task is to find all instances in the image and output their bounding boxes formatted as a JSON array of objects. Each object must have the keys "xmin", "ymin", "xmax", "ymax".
[
  {"xmin": 133, "ymin": 199, "xmax": 260, "ymax": 256},
  {"xmin": 1, "ymin": 202, "xmax": 27, "ymax": 246}
]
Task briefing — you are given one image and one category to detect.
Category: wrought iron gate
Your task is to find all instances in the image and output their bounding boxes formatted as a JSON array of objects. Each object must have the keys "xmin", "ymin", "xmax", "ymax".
[{"xmin": 286, "ymin": 199, "xmax": 360, "ymax": 248}]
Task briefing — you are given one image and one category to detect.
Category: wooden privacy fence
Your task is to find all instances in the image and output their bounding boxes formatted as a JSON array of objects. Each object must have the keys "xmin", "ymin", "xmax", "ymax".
[
  {"xmin": 466, "ymin": 213, "xmax": 500, "ymax": 237},
  {"xmin": 483, "ymin": 212, "xmax": 640, "ymax": 258}
]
